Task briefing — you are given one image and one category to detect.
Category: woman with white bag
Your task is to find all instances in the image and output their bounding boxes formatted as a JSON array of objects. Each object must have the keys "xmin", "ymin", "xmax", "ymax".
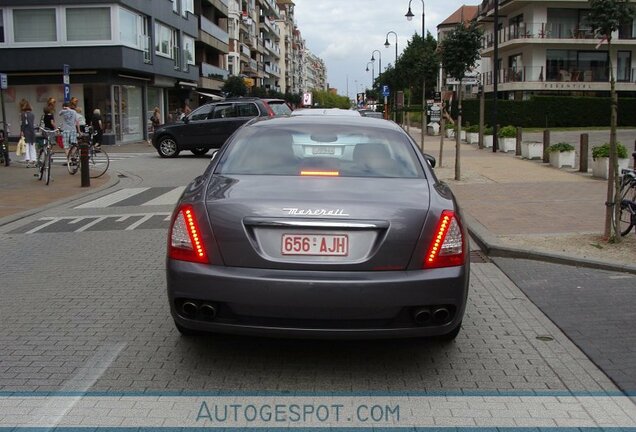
[{"xmin": 19, "ymin": 99, "xmax": 37, "ymax": 167}]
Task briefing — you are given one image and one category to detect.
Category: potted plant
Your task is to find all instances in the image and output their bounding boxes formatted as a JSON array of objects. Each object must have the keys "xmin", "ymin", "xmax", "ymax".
[
  {"xmin": 497, "ymin": 125, "xmax": 517, "ymax": 152},
  {"xmin": 592, "ymin": 142, "xmax": 629, "ymax": 179},
  {"xmin": 548, "ymin": 142, "xmax": 576, "ymax": 168},
  {"xmin": 465, "ymin": 124, "xmax": 479, "ymax": 144},
  {"xmin": 460, "ymin": 124, "xmax": 467, "ymax": 141},
  {"xmin": 522, "ymin": 140, "xmax": 544, "ymax": 160},
  {"xmin": 483, "ymin": 126, "xmax": 493, "ymax": 148},
  {"xmin": 445, "ymin": 122, "xmax": 455, "ymax": 138}
]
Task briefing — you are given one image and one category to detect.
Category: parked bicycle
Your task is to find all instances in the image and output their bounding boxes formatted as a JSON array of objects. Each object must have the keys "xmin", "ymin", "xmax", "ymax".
[
  {"xmin": 35, "ymin": 126, "xmax": 59, "ymax": 186},
  {"xmin": 615, "ymin": 166, "xmax": 636, "ymax": 236},
  {"xmin": 0, "ymin": 121, "xmax": 10, "ymax": 166},
  {"xmin": 66, "ymin": 126, "xmax": 109, "ymax": 178}
]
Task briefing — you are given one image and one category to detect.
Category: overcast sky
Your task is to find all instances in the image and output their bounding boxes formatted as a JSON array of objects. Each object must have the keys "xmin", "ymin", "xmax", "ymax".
[{"xmin": 292, "ymin": 0, "xmax": 469, "ymax": 99}]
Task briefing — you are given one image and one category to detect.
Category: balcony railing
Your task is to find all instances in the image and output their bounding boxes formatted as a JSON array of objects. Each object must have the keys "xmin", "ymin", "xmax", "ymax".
[
  {"xmin": 479, "ymin": 65, "xmax": 636, "ymax": 85},
  {"xmin": 200, "ymin": 16, "xmax": 229, "ymax": 45},
  {"xmin": 240, "ymin": 43, "xmax": 250, "ymax": 57},
  {"xmin": 201, "ymin": 62, "xmax": 229, "ymax": 80}
]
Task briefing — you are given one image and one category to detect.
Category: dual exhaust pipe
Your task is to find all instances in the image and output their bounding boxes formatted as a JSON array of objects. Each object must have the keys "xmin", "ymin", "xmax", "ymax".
[
  {"xmin": 181, "ymin": 301, "xmax": 217, "ymax": 321},
  {"xmin": 413, "ymin": 306, "xmax": 450, "ymax": 325}
]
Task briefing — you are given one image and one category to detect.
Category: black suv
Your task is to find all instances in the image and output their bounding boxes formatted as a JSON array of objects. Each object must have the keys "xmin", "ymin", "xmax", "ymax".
[{"xmin": 152, "ymin": 98, "xmax": 291, "ymax": 158}]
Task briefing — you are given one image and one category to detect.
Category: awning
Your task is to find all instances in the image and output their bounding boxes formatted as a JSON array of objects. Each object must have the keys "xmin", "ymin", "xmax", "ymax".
[{"xmin": 196, "ymin": 91, "xmax": 224, "ymax": 101}]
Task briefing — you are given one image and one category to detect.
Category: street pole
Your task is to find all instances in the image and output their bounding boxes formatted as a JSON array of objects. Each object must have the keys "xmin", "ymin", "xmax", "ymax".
[
  {"xmin": 406, "ymin": 1, "xmax": 425, "ymax": 149},
  {"xmin": 492, "ymin": 0, "xmax": 499, "ymax": 152}
]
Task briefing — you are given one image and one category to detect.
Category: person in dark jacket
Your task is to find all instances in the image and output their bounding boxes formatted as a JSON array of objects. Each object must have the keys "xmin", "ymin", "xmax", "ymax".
[{"xmin": 19, "ymin": 99, "xmax": 36, "ymax": 167}]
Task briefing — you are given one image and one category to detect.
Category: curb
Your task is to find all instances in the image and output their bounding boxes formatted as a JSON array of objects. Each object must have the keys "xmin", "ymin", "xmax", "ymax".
[
  {"xmin": 464, "ymin": 212, "xmax": 636, "ymax": 275},
  {"xmin": 0, "ymin": 174, "xmax": 121, "ymax": 229}
]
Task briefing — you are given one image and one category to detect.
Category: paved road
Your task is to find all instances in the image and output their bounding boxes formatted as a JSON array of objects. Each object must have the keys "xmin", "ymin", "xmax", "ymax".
[{"xmin": 1, "ymin": 150, "xmax": 635, "ymax": 428}]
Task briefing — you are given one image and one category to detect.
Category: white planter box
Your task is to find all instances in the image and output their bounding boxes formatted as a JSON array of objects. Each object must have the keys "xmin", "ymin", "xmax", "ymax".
[
  {"xmin": 592, "ymin": 157, "xmax": 629, "ymax": 179},
  {"xmin": 445, "ymin": 129, "xmax": 455, "ymax": 138},
  {"xmin": 521, "ymin": 141, "xmax": 543, "ymax": 160},
  {"xmin": 467, "ymin": 132, "xmax": 479, "ymax": 144},
  {"xmin": 483, "ymin": 135, "xmax": 493, "ymax": 148},
  {"xmin": 460, "ymin": 130, "xmax": 466, "ymax": 141},
  {"xmin": 549, "ymin": 150, "xmax": 576, "ymax": 168},
  {"xmin": 499, "ymin": 137, "xmax": 516, "ymax": 153}
]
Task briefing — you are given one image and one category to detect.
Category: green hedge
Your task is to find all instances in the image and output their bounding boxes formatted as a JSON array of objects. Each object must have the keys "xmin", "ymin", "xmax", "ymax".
[{"xmin": 448, "ymin": 96, "xmax": 636, "ymax": 128}]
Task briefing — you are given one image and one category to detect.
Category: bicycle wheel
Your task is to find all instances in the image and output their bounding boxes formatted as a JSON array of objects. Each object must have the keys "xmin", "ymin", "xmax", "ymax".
[
  {"xmin": 616, "ymin": 181, "xmax": 636, "ymax": 236},
  {"xmin": 67, "ymin": 145, "xmax": 80, "ymax": 175},
  {"xmin": 88, "ymin": 146, "xmax": 109, "ymax": 178},
  {"xmin": 44, "ymin": 150, "xmax": 52, "ymax": 186},
  {"xmin": 38, "ymin": 147, "xmax": 47, "ymax": 181}
]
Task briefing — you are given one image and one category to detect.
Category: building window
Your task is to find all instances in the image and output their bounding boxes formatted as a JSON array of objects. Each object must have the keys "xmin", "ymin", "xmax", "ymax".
[
  {"xmin": 66, "ymin": 7, "xmax": 111, "ymax": 41},
  {"xmin": 617, "ymin": 51, "xmax": 632, "ymax": 82},
  {"xmin": 119, "ymin": 8, "xmax": 142, "ymax": 47},
  {"xmin": 171, "ymin": 0, "xmax": 178, "ymax": 13},
  {"xmin": 155, "ymin": 22, "xmax": 176, "ymax": 58},
  {"xmin": 181, "ymin": 0, "xmax": 194, "ymax": 17},
  {"xmin": 183, "ymin": 34, "xmax": 195, "ymax": 65},
  {"xmin": 14, "ymin": 9, "xmax": 56, "ymax": 42},
  {"xmin": 0, "ymin": 10, "xmax": 4, "ymax": 43}
]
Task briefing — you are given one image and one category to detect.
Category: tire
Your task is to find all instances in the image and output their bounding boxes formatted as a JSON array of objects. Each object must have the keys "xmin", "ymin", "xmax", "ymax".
[
  {"xmin": 616, "ymin": 180, "xmax": 636, "ymax": 236},
  {"xmin": 44, "ymin": 151, "xmax": 52, "ymax": 185},
  {"xmin": 191, "ymin": 148, "xmax": 210, "ymax": 156},
  {"xmin": 67, "ymin": 145, "xmax": 79, "ymax": 175},
  {"xmin": 38, "ymin": 149, "xmax": 46, "ymax": 181},
  {"xmin": 157, "ymin": 136, "xmax": 180, "ymax": 158},
  {"xmin": 88, "ymin": 147, "xmax": 109, "ymax": 178}
]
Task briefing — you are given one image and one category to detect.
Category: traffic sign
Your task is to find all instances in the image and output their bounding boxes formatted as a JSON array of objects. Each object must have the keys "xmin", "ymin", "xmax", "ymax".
[
  {"xmin": 381, "ymin": 85, "xmax": 390, "ymax": 97},
  {"xmin": 63, "ymin": 64, "xmax": 70, "ymax": 103},
  {"xmin": 0, "ymin": 73, "xmax": 7, "ymax": 90}
]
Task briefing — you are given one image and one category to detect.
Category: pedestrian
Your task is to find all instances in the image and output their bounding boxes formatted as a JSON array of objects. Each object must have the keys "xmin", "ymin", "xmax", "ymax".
[
  {"xmin": 58, "ymin": 101, "xmax": 80, "ymax": 157},
  {"xmin": 42, "ymin": 97, "xmax": 56, "ymax": 130},
  {"xmin": 149, "ymin": 107, "xmax": 161, "ymax": 145},
  {"xmin": 183, "ymin": 101, "xmax": 192, "ymax": 117},
  {"xmin": 19, "ymin": 99, "xmax": 37, "ymax": 167},
  {"xmin": 91, "ymin": 109, "xmax": 103, "ymax": 148}
]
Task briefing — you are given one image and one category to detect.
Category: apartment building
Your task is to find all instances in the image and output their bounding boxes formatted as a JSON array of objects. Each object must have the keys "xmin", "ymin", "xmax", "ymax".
[
  {"xmin": 0, "ymin": 0, "xmax": 199, "ymax": 143},
  {"xmin": 304, "ymin": 50, "xmax": 327, "ymax": 92},
  {"xmin": 476, "ymin": 0, "xmax": 636, "ymax": 99},
  {"xmin": 194, "ymin": 0, "xmax": 230, "ymax": 100}
]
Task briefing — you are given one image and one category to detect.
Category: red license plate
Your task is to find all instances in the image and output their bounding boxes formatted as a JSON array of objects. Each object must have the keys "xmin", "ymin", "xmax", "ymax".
[{"xmin": 281, "ymin": 233, "xmax": 349, "ymax": 256}]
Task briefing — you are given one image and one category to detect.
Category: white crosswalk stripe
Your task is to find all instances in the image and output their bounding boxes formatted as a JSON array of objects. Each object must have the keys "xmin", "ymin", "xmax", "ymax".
[
  {"xmin": 75, "ymin": 188, "xmax": 150, "ymax": 209},
  {"xmin": 142, "ymin": 186, "xmax": 186, "ymax": 206}
]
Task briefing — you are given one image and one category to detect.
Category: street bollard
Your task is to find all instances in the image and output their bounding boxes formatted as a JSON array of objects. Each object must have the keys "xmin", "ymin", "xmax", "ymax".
[
  {"xmin": 80, "ymin": 140, "xmax": 90, "ymax": 187},
  {"xmin": 543, "ymin": 129, "xmax": 550, "ymax": 163},
  {"xmin": 580, "ymin": 134, "xmax": 589, "ymax": 173},
  {"xmin": 515, "ymin": 127, "xmax": 522, "ymax": 156}
]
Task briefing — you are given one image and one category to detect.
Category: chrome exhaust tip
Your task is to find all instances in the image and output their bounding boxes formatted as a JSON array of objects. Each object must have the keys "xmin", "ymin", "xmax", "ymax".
[
  {"xmin": 181, "ymin": 301, "xmax": 198, "ymax": 317},
  {"xmin": 413, "ymin": 308, "xmax": 432, "ymax": 325},
  {"xmin": 433, "ymin": 307, "xmax": 450, "ymax": 323},
  {"xmin": 200, "ymin": 304, "xmax": 217, "ymax": 320}
]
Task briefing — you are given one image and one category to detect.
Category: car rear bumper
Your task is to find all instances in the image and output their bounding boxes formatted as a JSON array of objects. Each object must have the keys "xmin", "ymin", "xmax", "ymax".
[{"xmin": 167, "ymin": 260, "xmax": 469, "ymax": 339}]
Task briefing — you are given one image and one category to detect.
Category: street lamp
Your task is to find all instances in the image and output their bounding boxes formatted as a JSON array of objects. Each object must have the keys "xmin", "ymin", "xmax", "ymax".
[
  {"xmin": 384, "ymin": 31, "xmax": 398, "ymax": 66},
  {"xmin": 366, "ymin": 61, "xmax": 375, "ymax": 89},
  {"xmin": 371, "ymin": 50, "xmax": 382, "ymax": 75},
  {"xmin": 405, "ymin": 0, "xmax": 425, "ymax": 149}
]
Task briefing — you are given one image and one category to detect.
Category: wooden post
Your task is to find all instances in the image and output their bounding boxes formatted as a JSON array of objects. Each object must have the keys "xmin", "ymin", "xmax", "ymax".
[
  {"xmin": 543, "ymin": 129, "xmax": 550, "ymax": 163},
  {"xmin": 579, "ymin": 134, "xmax": 589, "ymax": 173},
  {"xmin": 515, "ymin": 127, "xmax": 522, "ymax": 156}
]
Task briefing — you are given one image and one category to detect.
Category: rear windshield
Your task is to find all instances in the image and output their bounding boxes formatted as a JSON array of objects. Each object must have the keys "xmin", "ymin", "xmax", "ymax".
[
  {"xmin": 216, "ymin": 124, "xmax": 423, "ymax": 178},
  {"xmin": 267, "ymin": 101, "xmax": 292, "ymax": 116}
]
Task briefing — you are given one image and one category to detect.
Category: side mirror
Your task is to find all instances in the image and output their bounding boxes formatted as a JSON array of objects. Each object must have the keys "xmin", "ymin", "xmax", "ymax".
[{"xmin": 424, "ymin": 154, "xmax": 436, "ymax": 168}]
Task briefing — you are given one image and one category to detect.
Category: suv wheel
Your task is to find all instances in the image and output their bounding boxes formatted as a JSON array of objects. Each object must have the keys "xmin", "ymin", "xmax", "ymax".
[
  {"xmin": 157, "ymin": 136, "xmax": 180, "ymax": 158},
  {"xmin": 191, "ymin": 148, "xmax": 209, "ymax": 156}
]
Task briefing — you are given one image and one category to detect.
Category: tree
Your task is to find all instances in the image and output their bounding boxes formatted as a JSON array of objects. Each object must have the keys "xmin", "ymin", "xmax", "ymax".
[
  {"xmin": 439, "ymin": 21, "xmax": 482, "ymax": 181},
  {"xmin": 587, "ymin": 0, "xmax": 635, "ymax": 242},
  {"xmin": 221, "ymin": 76, "xmax": 248, "ymax": 97}
]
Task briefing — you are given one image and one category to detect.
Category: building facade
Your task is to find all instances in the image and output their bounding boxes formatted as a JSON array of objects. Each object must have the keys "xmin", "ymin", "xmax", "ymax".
[{"xmin": 476, "ymin": 0, "xmax": 636, "ymax": 99}]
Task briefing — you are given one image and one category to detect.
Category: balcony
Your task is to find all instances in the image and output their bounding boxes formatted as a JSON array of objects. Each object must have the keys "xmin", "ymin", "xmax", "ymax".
[
  {"xmin": 201, "ymin": 62, "xmax": 229, "ymax": 80},
  {"xmin": 200, "ymin": 16, "xmax": 229, "ymax": 45},
  {"xmin": 240, "ymin": 43, "xmax": 251, "ymax": 58}
]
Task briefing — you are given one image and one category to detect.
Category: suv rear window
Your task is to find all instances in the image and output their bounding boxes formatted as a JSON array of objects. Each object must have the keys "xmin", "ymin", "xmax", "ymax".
[{"xmin": 217, "ymin": 124, "xmax": 422, "ymax": 178}]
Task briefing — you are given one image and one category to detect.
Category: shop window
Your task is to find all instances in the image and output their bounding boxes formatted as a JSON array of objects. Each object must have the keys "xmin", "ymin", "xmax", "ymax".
[
  {"xmin": 66, "ymin": 7, "xmax": 111, "ymax": 41},
  {"xmin": 14, "ymin": 9, "xmax": 56, "ymax": 43}
]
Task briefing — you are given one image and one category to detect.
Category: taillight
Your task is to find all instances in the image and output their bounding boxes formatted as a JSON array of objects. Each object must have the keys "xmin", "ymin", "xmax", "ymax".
[
  {"xmin": 423, "ymin": 210, "xmax": 465, "ymax": 269},
  {"xmin": 168, "ymin": 204, "xmax": 209, "ymax": 264}
]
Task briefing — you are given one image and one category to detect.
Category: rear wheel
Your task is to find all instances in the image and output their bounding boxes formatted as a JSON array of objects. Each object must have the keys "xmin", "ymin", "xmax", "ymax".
[
  {"xmin": 191, "ymin": 148, "xmax": 209, "ymax": 156},
  {"xmin": 88, "ymin": 147, "xmax": 109, "ymax": 178},
  {"xmin": 616, "ymin": 181, "xmax": 636, "ymax": 236},
  {"xmin": 1, "ymin": 144, "xmax": 9, "ymax": 166},
  {"xmin": 67, "ymin": 145, "xmax": 79, "ymax": 175},
  {"xmin": 44, "ymin": 151, "xmax": 52, "ymax": 185},
  {"xmin": 157, "ymin": 136, "xmax": 180, "ymax": 158}
]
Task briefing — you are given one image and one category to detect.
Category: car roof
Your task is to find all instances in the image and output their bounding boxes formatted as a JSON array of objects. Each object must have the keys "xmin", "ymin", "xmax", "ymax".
[
  {"xmin": 290, "ymin": 108, "xmax": 361, "ymax": 117},
  {"xmin": 248, "ymin": 114, "xmax": 402, "ymax": 131}
]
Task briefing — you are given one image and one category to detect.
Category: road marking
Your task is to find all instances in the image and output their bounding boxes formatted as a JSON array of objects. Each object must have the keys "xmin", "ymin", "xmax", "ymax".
[
  {"xmin": 11, "ymin": 213, "xmax": 172, "ymax": 234},
  {"xmin": 74, "ymin": 216, "xmax": 107, "ymax": 232},
  {"xmin": 75, "ymin": 187, "xmax": 150, "ymax": 209},
  {"xmin": 142, "ymin": 185, "xmax": 186, "ymax": 206},
  {"xmin": 24, "ymin": 218, "xmax": 60, "ymax": 234},
  {"xmin": 125, "ymin": 214, "xmax": 154, "ymax": 231}
]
